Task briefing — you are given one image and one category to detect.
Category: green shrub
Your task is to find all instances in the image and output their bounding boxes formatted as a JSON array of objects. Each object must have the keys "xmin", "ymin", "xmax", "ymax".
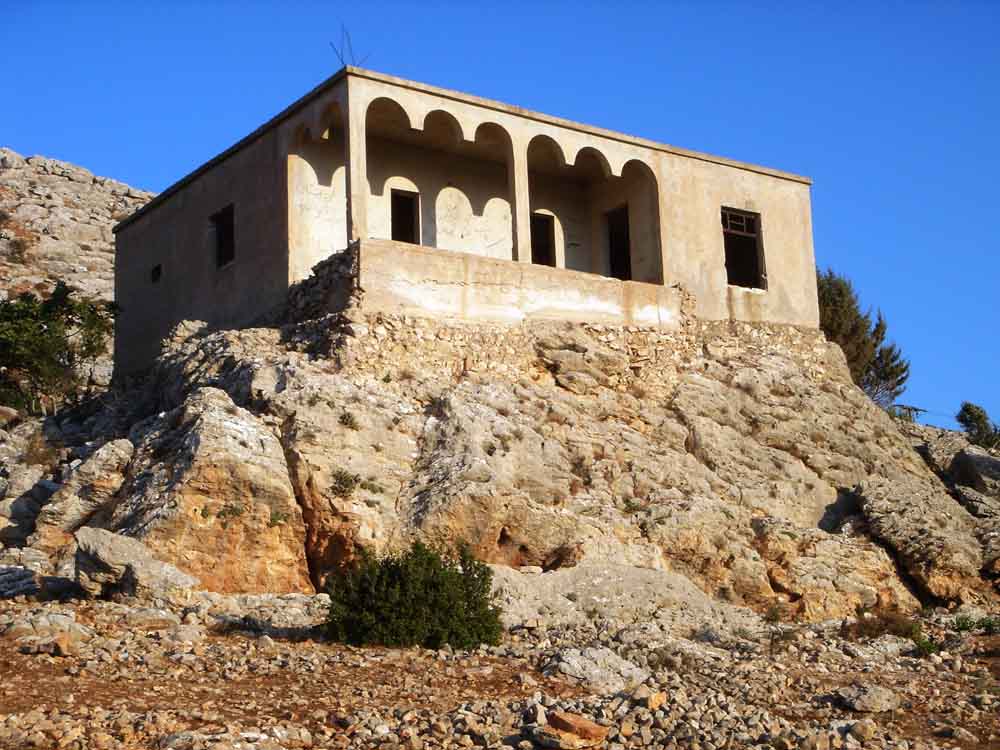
[
  {"xmin": 330, "ymin": 468, "xmax": 360, "ymax": 496},
  {"xmin": 952, "ymin": 615, "xmax": 977, "ymax": 632},
  {"xmin": 326, "ymin": 541, "xmax": 502, "ymax": 649},
  {"xmin": 339, "ymin": 411, "xmax": 359, "ymax": 430},
  {"xmin": 978, "ymin": 616, "xmax": 998, "ymax": 635},
  {"xmin": 911, "ymin": 631, "xmax": 940, "ymax": 657},
  {"xmin": 0, "ymin": 281, "xmax": 114, "ymax": 414}
]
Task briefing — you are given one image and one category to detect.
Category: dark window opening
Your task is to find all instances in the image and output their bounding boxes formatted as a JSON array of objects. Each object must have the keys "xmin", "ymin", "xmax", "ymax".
[
  {"xmin": 150, "ymin": 264, "xmax": 162, "ymax": 284},
  {"xmin": 721, "ymin": 207, "xmax": 765, "ymax": 289},
  {"xmin": 606, "ymin": 205, "xmax": 631, "ymax": 281},
  {"xmin": 211, "ymin": 204, "xmax": 235, "ymax": 268},
  {"xmin": 390, "ymin": 190, "xmax": 419, "ymax": 244},
  {"xmin": 530, "ymin": 213, "xmax": 556, "ymax": 267}
]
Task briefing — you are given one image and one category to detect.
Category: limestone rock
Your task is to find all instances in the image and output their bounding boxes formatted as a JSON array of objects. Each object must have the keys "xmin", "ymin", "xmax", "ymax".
[
  {"xmin": 858, "ymin": 474, "xmax": 983, "ymax": 601},
  {"xmin": 533, "ymin": 711, "xmax": 609, "ymax": 748},
  {"xmin": 29, "ymin": 438, "xmax": 133, "ymax": 553},
  {"xmin": 74, "ymin": 527, "xmax": 198, "ymax": 599},
  {"xmin": 104, "ymin": 387, "xmax": 312, "ymax": 593},
  {"xmin": 0, "ymin": 146, "xmax": 153, "ymax": 303},
  {"xmin": 951, "ymin": 446, "xmax": 1000, "ymax": 497},
  {"xmin": 543, "ymin": 646, "xmax": 649, "ymax": 695},
  {"xmin": 144, "ymin": 315, "xmax": 999, "ymax": 617},
  {"xmin": 836, "ymin": 684, "xmax": 901, "ymax": 713}
]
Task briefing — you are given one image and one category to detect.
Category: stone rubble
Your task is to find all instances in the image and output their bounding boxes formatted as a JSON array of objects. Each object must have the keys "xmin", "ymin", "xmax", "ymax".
[{"xmin": 0, "ymin": 594, "xmax": 998, "ymax": 749}]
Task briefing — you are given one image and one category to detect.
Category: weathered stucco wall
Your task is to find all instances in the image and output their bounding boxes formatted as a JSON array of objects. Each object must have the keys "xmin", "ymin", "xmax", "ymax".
[
  {"xmin": 658, "ymin": 153, "xmax": 818, "ymax": 327},
  {"xmin": 115, "ymin": 130, "xmax": 291, "ymax": 376},
  {"xmin": 365, "ymin": 137, "xmax": 512, "ymax": 259},
  {"xmin": 357, "ymin": 238, "xmax": 684, "ymax": 329},
  {"xmin": 288, "ymin": 135, "xmax": 346, "ymax": 282}
]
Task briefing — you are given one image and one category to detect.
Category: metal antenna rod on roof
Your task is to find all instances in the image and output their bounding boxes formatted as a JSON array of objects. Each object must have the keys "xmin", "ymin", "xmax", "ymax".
[{"xmin": 330, "ymin": 24, "xmax": 373, "ymax": 68}]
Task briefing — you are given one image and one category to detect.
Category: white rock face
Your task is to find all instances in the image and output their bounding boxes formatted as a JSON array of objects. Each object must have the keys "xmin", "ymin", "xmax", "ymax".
[
  {"xmin": 543, "ymin": 646, "xmax": 650, "ymax": 695},
  {"xmin": 73, "ymin": 527, "xmax": 198, "ymax": 599}
]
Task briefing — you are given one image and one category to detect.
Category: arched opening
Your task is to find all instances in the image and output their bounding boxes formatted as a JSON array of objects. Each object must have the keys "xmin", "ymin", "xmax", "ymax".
[
  {"xmin": 527, "ymin": 138, "xmax": 661, "ymax": 283},
  {"xmin": 364, "ymin": 98, "xmax": 514, "ymax": 258},
  {"xmin": 287, "ymin": 102, "xmax": 347, "ymax": 282}
]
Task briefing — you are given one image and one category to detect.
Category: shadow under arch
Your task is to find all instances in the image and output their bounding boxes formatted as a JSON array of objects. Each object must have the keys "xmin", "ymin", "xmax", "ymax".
[
  {"xmin": 366, "ymin": 96, "xmax": 413, "ymax": 137},
  {"xmin": 526, "ymin": 133, "xmax": 568, "ymax": 172},
  {"xmin": 620, "ymin": 158, "xmax": 664, "ymax": 285},
  {"xmin": 292, "ymin": 125, "xmax": 342, "ymax": 188},
  {"xmin": 419, "ymin": 109, "xmax": 466, "ymax": 149},
  {"xmin": 571, "ymin": 146, "xmax": 614, "ymax": 180}
]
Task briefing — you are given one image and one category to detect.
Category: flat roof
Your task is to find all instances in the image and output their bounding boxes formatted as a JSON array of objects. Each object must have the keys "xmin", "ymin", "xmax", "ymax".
[{"xmin": 115, "ymin": 66, "xmax": 811, "ymax": 233}]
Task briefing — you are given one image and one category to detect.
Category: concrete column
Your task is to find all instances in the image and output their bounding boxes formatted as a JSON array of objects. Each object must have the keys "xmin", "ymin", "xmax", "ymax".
[
  {"xmin": 345, "ymin": 84, "xmax": 368, "ymax": 242},
  {"xmin": 508, "ymin": 141, "xmax": 532, "ymax": 263}
]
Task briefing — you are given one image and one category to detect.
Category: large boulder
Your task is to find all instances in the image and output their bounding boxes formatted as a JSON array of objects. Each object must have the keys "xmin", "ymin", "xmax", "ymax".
[
  {"xmin": 29, "ymin": 438, "xmax": 133, "ymax": 552},
  {"xmin": 951, "ymin": 447, "xmax": 1000, "ymax": 497},
  {"xmin": 103, "ymin": 388, "xmax": 312, "ymax": 594},
  {"xmin": 858, "ymin": 474, "xmax": 983, "ymax": 601},
  {"xmin": 74, "ymin": 527, "xmax": 197, "ymax": 598}
]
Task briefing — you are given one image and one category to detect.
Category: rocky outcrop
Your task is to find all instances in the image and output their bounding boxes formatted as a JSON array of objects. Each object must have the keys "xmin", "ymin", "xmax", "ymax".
[
  {"xmin": 103, "ymin": 388, "xmax": 312, "ymax": 594},
  {"xmin": 0, "ymin": 147, "xmax": 152, "ymax": 303},
  {"xmin": 74, "ymin": 527, "xmax": 197, "ymax": 599},
  {"xmin": 117, "ymin": 311, "xmax": 996, "ymax": 617},
  {"xmin": 28, "ymin": 438, "xmax": 133, "ymax": 553}
]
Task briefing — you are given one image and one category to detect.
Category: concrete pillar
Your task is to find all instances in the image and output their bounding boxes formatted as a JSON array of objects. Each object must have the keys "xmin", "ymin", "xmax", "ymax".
[
  {"xmin": 345, "ymin": 84, "xmax": 368, "ymax": 242},
  {"xmin": 509, "ymin": 141, "xmax": 532, "ymax": 263}
]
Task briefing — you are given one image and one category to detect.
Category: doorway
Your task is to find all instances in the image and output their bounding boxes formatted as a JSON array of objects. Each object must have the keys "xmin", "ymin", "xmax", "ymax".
[
  {"xmin": 606, "ymin": 205, "xmax": 631, "ymax": 281},
  {"xmin": 391, "ymin": 189, "xmax": 420, "ymax": 244},
  {"xmin": 530, "ymin": 213, "xmax": 556, "ymax": 267}
]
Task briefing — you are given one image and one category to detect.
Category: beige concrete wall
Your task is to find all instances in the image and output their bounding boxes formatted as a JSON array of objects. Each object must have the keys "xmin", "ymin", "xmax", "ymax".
[
  {"xmin": 365, "ymin": 137, "xmax": 513, "ymax": 260},
  {"xmin": 114, "ymin": 129, "xmax": 291, "ymax": 376},
  {"xmin": 357, "ymin": 238, "xmax": 683, "ymax": 329},
  {"xmin": 658, "ymin": 153, "xmax": 818, "ymax": 327},
  {"xmin": 116, "ymin": 79, "xmax": 350, "ymax": 375},
  {"xmin": 527, "ymin": 173, "xmax": 589, "ymax": 271},
  {"xmin": 288, "ymin": 136, "xmax": 346, "ymax": 282}
]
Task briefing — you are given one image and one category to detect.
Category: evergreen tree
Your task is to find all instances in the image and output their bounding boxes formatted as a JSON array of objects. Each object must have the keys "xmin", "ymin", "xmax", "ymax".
[
  {"xmin": 0, "ymin": 281, "xmax": 114, "ymax": 415},
  {"xmin": 816, "ymin": 268, "xmax": 910, "ymax": 408},
  {"xmin": 956, "ymin": 402, "xmax": 1000, "ymax": 450}
]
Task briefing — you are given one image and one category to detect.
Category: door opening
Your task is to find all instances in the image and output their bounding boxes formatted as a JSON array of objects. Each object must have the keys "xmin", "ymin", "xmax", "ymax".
[
  {"xmin": 606, "ymin": 205, "xmax": 631, "ymax": 281},
  {"xmin": 530, "ymin": 213, "xmax": 556, "ymax": 267},
  {"xmin": 391, "ymin": 190, "xmax": 420, "ymax": 244}
]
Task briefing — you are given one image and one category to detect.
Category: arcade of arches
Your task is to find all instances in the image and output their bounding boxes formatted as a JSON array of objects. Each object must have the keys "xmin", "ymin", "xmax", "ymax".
[{"xmin": 288, "ymin": 96, "xmax": 663, "ymax": 286}]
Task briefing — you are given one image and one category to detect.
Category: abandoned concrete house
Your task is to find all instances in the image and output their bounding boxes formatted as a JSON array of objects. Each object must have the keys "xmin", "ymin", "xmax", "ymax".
[{"xmin": 113, "ymin": 67, "xmax": 819, "ymax": 375}]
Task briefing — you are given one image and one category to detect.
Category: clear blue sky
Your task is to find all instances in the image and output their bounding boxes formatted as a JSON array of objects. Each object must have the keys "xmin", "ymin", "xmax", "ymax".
[{"xmin": 3, "ymin": 2, "xmax": 997, "ymax": 428}]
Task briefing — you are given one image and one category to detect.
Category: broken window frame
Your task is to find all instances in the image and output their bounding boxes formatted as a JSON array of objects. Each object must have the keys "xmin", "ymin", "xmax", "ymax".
[{"xmin": 721, "ymin": 207, "xmax": 767, "ymax": 290}]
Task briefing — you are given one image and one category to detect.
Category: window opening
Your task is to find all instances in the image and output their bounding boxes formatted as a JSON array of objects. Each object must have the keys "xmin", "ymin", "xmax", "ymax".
[
  {"xmin": 211, "ymin": 204, "xmax": 235, "ymax": 268},
  {"xmin": 721, "ymin": 207, "xmax": 765, "ymax": 289},
  {"xmin": 606, "ymin": 205, "xmax": 631, "ymax": 281},
  {"xmin": 530, "ymin": 213, "xmax": 556, "ymax": 267},
  {"xmin": 390, "ymin": 190, "xmax": 420, "ymax": 244}
]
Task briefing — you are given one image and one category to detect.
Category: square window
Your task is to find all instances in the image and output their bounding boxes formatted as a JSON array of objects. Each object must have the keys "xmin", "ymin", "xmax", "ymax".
[
  {"xmin": 721, "ymin": 207, "xmax": 766, "ymax": 289},
  {"xmin": 210, "ymin": 204, "xmax": 235, "ymax": 268},
  {"xmin": 150, "ymin": 264, "xmax": 162, "ymax": 283}
]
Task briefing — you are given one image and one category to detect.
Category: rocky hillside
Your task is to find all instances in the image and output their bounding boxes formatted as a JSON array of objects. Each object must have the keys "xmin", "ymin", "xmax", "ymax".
[
  {"xmin": 3, "ymin": 299, "xmax": 998, "ymax": 623},
  {"xmin": 0, "ymin": 147, "xmax": 152, "ymax": 301}
]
